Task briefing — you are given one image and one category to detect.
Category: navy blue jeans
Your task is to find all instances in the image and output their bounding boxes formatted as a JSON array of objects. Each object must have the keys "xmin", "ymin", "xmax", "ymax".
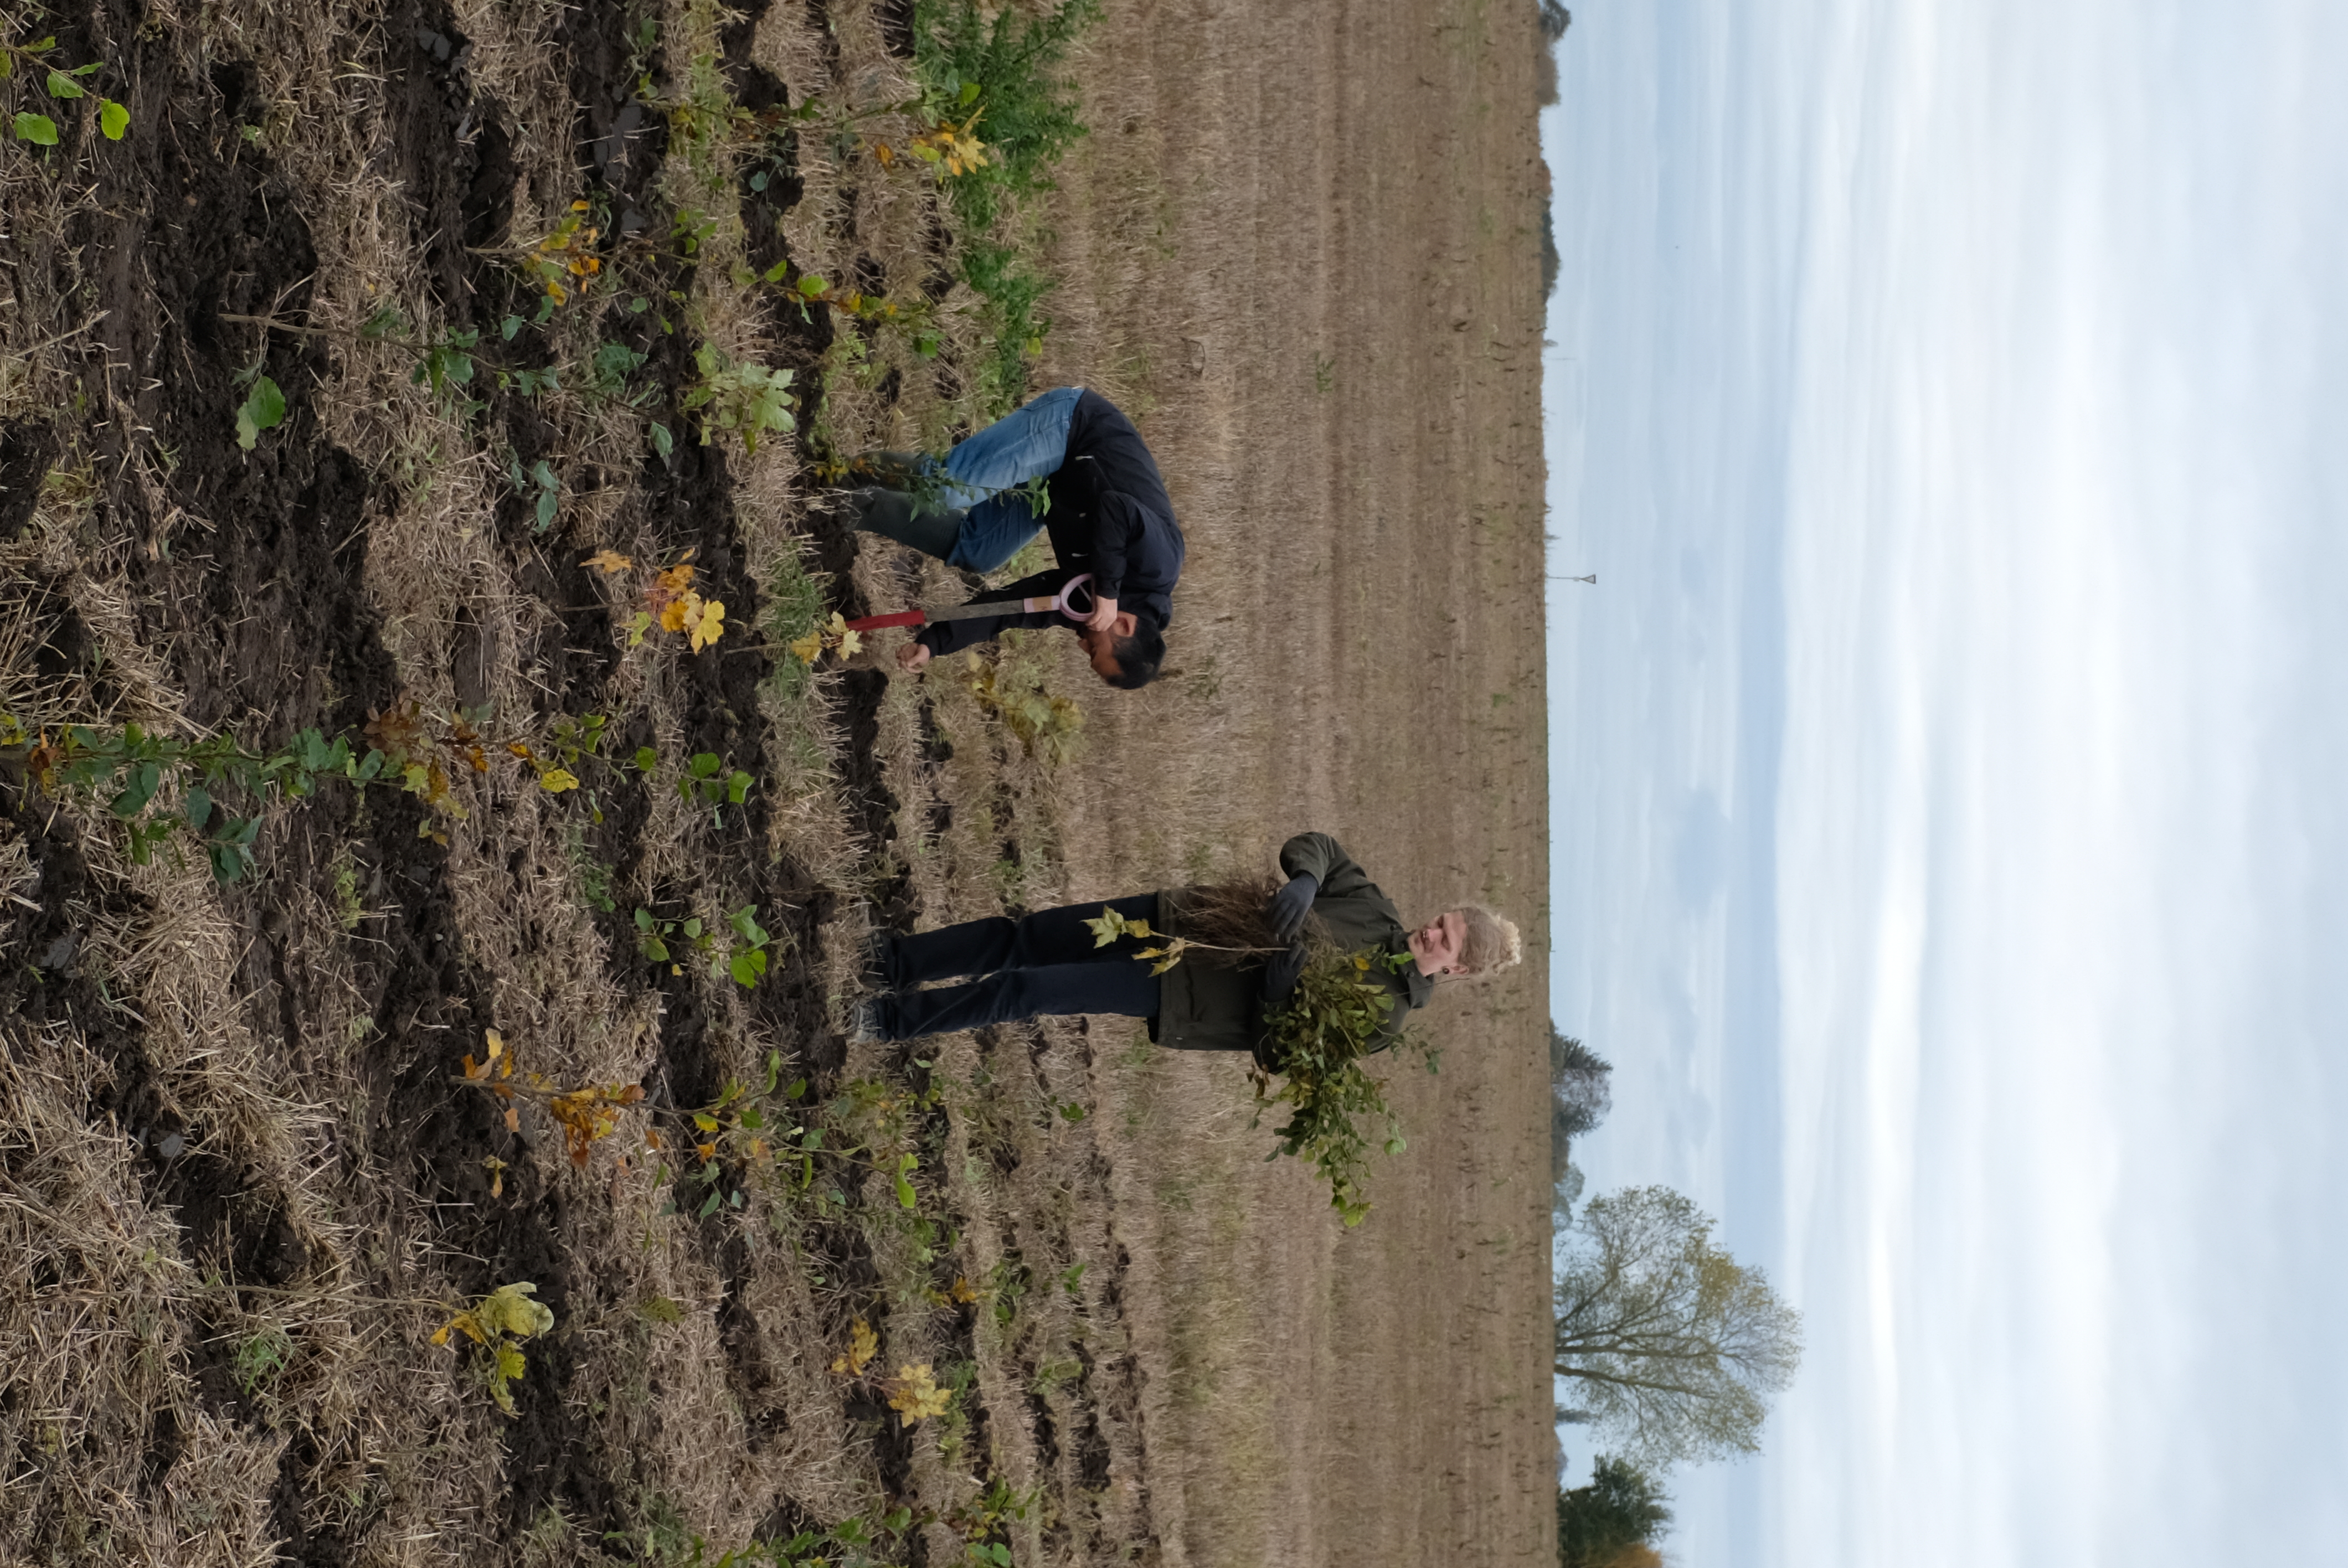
[{"xmin": 874, "ymin": 894, "xmax": 1160, "ymax": 1040}]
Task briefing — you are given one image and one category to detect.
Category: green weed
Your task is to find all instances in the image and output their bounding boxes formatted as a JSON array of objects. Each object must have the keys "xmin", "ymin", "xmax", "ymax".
[
  {"xmin": 234, "ymin": 370, "xmax": 286, "ymax": 451},
  {"xmin": 2, "ymin": 38, "xmax": 130, "ymax": 148},
  {"xmin": 678, "ymin": 751, "xmax": 754, "ymax": 821},
  {"xmin": 683, "ymin": 345, "xmax": 796, "ymax": 455},
  {"xmin": 331, "ymin": 854, "xmax": 365, "ymax": 929},
  {"xmin": 961, "ymin": 635, "xmax": 1083, "ymax": 764},
  {"xmin": 233, "ymin": 1324, "xmax": 293, "ymax": 1395},
  {"xmin": 910, "ymin": 0, "xmax": 1103, "ymax": 410}
]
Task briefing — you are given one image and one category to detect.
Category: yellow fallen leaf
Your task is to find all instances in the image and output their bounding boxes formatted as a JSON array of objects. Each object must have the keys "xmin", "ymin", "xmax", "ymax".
[
  {"xmin": 830, "ymin": 1317, "xmax": 879, "ymax": 1376},
  {"xmin": 539, "ymin": 768, "xmax": 581, "ymax": 792},
  {"xmin": 837, "ymin": 626, "xmax": 862, "ymax": 658},
  {"xmin": 660, "ymin": 590, "xmax": 698, "ymax": 635},
  {"xmin": 887, "ymin": 1363, "xmax": 951, "ymax": 1426},
  {"xmin": 689, "ymin": 599, "xmax": 726, "ymax": 652},
  {"xmin": 582, "ymin": 550, "xmax": 632, "ymax": 575},
  {"xmin": 788, "ymin": 631, "xmax": 824, "ymax": 664}
]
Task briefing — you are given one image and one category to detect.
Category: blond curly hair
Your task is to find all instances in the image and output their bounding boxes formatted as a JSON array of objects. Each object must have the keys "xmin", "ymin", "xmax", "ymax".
[{"xmin": 1450, "ymin": 904, "xmax": 1523, "ymax": 981}]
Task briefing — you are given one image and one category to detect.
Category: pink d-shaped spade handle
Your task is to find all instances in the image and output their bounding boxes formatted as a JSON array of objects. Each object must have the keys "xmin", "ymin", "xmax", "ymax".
[{"xmin": 1056, "ymin": 573, "xmax": 1096, "ymax": 622}]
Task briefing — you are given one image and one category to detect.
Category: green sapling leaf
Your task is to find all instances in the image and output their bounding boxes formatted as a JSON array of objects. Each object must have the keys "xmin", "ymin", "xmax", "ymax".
[
  {"xmin": 44, "ymin": 70, "xmax": 83, "ymax": 99},
  {"xmin": 235, "ymin": 375, "xmax": 286, "ymax": 450},
  {"xmin": 13, "ymin": 113, "xmax": 58, "ymax": 146},
  {"xmin": 99, "ymin": 100, "xmax": 128, "ymax": 140}
]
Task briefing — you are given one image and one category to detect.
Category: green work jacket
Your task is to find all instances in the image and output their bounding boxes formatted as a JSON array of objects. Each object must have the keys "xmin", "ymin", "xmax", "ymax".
[{"xmin": 1152, "ymin": 832, "xmax": 1435, "ymax": 1056}]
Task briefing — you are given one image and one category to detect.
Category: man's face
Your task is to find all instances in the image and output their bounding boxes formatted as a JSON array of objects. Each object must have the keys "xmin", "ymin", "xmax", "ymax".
[
  {"xmin": 1077, "ymin": 611, "xmax": 1140, "ymax": 683},
  {"xmin": 1407, "ymin": 911, "xmax": 1469, "ymax": 977}
]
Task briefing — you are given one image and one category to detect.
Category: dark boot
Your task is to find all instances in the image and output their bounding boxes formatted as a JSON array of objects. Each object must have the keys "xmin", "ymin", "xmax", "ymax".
[
  {"xmin": 847, "ymin": 450, "xmax": 929, "ymax": 489},
  {"xmin": 851, "ymin": 486, "xmax": 964, "ymax": 562}
]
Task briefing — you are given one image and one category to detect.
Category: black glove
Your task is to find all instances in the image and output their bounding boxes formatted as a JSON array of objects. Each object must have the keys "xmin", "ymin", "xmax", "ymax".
[
  {"xmin": 1267, "ymin": 873, "xmax": 1319, "ymax": 942},
  {"xmin": 1261, "ymin": 939, "xmax": 1306, "ymax": 1008}
]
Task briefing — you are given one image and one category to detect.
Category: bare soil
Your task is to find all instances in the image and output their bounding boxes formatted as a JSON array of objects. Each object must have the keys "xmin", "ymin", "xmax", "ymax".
[{"xmin": 0, "ymin": 1, "xmax": 1554, "ymax": 1566}]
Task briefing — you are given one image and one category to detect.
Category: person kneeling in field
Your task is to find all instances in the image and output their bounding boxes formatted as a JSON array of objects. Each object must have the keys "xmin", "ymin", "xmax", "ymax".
[
  {"xmin": 852, "ymin": 832, "xmax": 1521, "ymax": 1054},
  {"xmin": 847, "ymin": 385, "xmax": 1184, "ymax": 690}
]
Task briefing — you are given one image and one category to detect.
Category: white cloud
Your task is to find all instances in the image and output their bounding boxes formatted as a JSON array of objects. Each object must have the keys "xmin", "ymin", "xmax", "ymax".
[{"xmin": 1548, "ymin": 0, "xmax": 2348, "ymax": 1562}]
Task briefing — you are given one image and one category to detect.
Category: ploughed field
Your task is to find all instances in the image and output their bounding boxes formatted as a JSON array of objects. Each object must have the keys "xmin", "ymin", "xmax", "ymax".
[{"xmin": 0, "ymin": 1, "xmax": 1557, "ymax": 1566}]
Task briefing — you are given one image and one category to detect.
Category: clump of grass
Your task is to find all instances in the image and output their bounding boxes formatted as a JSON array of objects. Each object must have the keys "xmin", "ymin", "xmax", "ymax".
[
  {"xmin": 964, "ymin": 630, "xmax": 1083, "ymax": 764},
  {"xmin": 912, "ymin": 0, "xmax": 1104, "ymax": 411},
  {"xmin": 763, "ymin": 540, "xmax": 831, "ymax": 710}
]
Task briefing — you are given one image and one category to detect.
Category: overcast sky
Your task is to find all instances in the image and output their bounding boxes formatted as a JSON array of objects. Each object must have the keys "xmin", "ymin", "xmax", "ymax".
[{"xmin": 1541, "ymin": 3, "xmax": 2348, "ymax": 1565}]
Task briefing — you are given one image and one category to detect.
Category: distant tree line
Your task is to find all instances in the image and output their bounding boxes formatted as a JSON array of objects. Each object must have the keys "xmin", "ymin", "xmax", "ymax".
[
  {"xmin": 1547, "ymin": 1023, "xmax": 1804, "ymax": 1562},
  {"xmin": 1549, "ymin": 1028, "xmax": 1610, "ymax": 1199},
  {"xmin": 1534, "ymin": 2, "xmax": 1571, "ymax": 291},
  {"xmin": 1557, "ymin": 1456, "xmax": 1669, "ymax": 1568}
]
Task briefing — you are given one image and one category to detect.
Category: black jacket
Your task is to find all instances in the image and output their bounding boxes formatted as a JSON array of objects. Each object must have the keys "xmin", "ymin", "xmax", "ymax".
[
  {"xmin": 1152, "ymin": 832, "xmax": 1435, "ymax": 1058},
  {"xmin": 914, "ymin": 390, "xmax": 1185, "ymax": 654},
  {"xmin": 1046, "ymin": 390, "xmax": 1185, "ymax": 624}
]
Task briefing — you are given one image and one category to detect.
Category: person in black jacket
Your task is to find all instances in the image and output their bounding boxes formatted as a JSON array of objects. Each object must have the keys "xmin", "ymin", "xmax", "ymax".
[
  {"xmin": 851, "ymin": 832, "xmax": 1523, "ymax": 1056},
  {"xmin": 849, "ymin": 386, "xmax": 1186, "ymax": 688}
]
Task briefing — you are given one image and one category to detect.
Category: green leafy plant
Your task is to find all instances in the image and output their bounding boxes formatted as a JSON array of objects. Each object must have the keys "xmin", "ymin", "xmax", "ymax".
[
  {"xmin": 354, "ymin": 305, "xmax": 485, "ymax": 417},
  {"xmin": 7, "ymin": 703, "xmax": 645, "ymax": 885},
  {"xmin": 235, "ymin": 370, "xmax": 286, "ymax": 451},
  {"xmin": 1249, "ymin": 945, "xmax": 1429, "ymax": 1227},
  {"xmin": 510, "ymin": 453, "xmax": 560, "ymax": 532},
  {"xmin": 908, "ymin": 0, "xmax": 1103, "ymax": 409},
  {"xmin": 414, "ymin": 329, "xmax": 480, "ymax": 402},
  {"xmin": 723, "ymin": 904, "xmax": 771, "ymax": 988},
  {"xmin": 678, "ymin": 750, "xmax": 754, "ymax": 820},
  {"xmin": 586, "ymin": 339, "xmax": 653, "ymax": 403},
  {"xmin": 634, "ymin": 905, "xmax": 690, "ymax": 964},
  {"xmin": 2, "ymin": 38, "xmax": 128, "ymax": 146},
  {"xmin": 12, "ymin": 718, "xmax": 371, "ymax": 882},
  {"xmin": 682, "ymin": 344, "xmax": 796, "ymax": 454}
]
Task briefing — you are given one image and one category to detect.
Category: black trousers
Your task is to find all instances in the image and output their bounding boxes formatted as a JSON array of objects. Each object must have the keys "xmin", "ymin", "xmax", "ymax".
[{"xmin": 874, "ymin": 895, "xmax": 1161, "ymax": 1040}]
